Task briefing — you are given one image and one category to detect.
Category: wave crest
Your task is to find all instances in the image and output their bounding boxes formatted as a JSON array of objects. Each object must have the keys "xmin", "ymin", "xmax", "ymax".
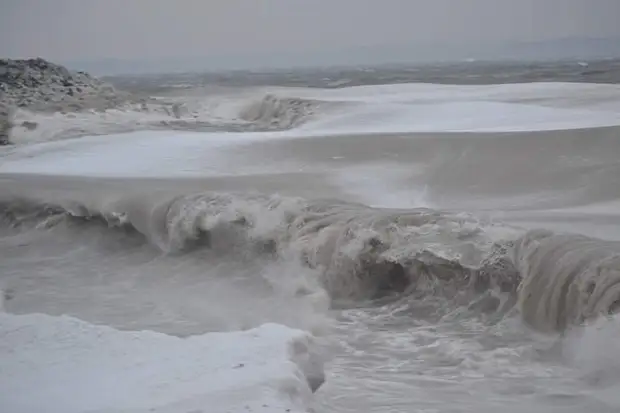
[
  {"xmin": 514, "ymin": 229, "xmax": 620, "ymax": 332},
  {"xmin": 3, "ymin": 192, "xmax": 620, "ymax": 331}
]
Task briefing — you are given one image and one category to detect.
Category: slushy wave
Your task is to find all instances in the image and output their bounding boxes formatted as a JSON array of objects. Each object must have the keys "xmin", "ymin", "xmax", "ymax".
[{"xmin": 4, "ymin": 191, "xmax": 620, "ymax": 332}]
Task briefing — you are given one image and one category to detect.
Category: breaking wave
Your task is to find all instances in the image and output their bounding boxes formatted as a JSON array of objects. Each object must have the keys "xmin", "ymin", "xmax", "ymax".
[{"xmin": 3, "ymin": 190, "xmax": 620, "ymax": 333}]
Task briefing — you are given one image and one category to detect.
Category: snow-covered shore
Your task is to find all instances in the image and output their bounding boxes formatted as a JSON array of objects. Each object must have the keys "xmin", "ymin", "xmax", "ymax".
[
  {"xmin": 0, "ymin": 312, "xmax": 325, "ymax": 413},
  {"xmin": 0, "ymin": 58, "xmax": 202, "ymax": 145}
]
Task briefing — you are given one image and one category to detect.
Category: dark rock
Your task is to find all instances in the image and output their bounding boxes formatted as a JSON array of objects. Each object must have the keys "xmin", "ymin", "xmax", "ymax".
[
  {"xmin": 0, "ymin": 103, "xmax": 13, "ymax": 145},
  {"xmin": 0, "ymin": 57, "xmax": 124, "ymax": 112},
  {"xmin": 21, "ymin": 121, "xmax": 38, "ymax": 130}
]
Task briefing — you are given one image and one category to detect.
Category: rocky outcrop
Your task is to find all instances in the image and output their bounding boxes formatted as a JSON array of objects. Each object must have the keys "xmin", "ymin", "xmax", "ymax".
[
  {"xmin": 0, "ymin": 58, "xmax": 223, "ymax": 146},
  {"xmin": 0, "ymin": 58, "xmax": 137, "ymax": 113}
]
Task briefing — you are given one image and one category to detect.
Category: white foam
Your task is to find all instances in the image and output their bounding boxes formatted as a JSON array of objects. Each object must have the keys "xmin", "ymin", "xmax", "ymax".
[
  {"xmin": 0, "ymin": 312, "xmax": 324, "ymax": 413},
  {"xmin": 563, "ymin": 315, "xmax": 620, "ymax": 407},
  {"xmin": 333, "ymin": 163, "xmax": 430, "ymax": 208}
]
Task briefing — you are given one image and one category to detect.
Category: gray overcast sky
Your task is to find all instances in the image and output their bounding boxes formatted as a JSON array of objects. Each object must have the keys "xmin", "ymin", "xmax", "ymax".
[{"xmin": 1, "ymin": 0, "xmax": 619, "ymax": 62}]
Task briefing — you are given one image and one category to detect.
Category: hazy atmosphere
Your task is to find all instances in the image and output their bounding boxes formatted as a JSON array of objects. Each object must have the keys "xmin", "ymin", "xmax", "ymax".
[
  {"xmin": 4, "ymin": 1, "xmax": 620, "ymax": 412},
  {"xmin": 2, "ymin": 0, "xmax": 620, "ymax": 71}
]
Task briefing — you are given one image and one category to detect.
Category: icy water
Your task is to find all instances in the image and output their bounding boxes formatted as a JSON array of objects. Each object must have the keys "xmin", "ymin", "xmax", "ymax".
[{"xmin": 3, "ymin": 61, "xmax": 620, "ymax": 412}]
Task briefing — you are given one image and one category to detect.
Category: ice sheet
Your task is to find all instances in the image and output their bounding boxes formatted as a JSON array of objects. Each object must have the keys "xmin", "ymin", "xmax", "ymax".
[
  {"xmin": 6, "ymin": 81, "xmax": 620, "ymax": 147},
  {"xmin": 0, "ymin": 313, "xmax": 324, "ymax": 413},
  {"xmin": 298, "ymin": 100, "xmax": 620, "ymax": 134},
  {"xmin": 3, "ymin": 82, "xmax": 620, "ymax": 178}
]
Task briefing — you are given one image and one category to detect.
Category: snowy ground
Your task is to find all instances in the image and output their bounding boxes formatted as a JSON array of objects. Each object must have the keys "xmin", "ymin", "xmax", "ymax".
[
  {"xmin": 4, "ymin": 82, "xmax": 620, "ymax": 177},
  {"xmin": 0, "ymin": 313, "xmax": 324, "ymax": 413}
]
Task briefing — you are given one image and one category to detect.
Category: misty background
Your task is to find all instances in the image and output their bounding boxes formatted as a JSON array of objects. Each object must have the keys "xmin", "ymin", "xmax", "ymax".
[{"xmin": 2, "ymin": 0, "xmax": 620, "ymax": 74}]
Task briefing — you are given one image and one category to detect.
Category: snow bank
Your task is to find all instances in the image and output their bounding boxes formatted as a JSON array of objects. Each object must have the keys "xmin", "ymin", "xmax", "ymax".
[
  {"xmin": 6, "ymin": 81, "xmax": 620, "ymax": 146},
  {"xmin": 0, "ymin": 313, "xmax": 325, "ymax": 413}
]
